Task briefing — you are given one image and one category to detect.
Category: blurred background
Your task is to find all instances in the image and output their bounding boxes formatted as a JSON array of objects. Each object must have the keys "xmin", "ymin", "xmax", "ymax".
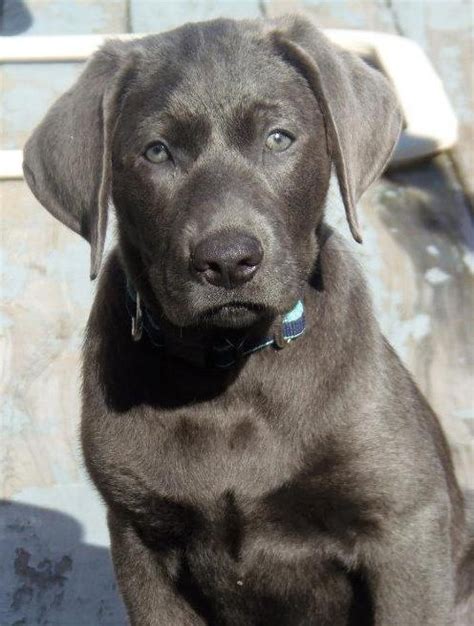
[{"xmin": 1, "ymin": 1, "xmax": 473, "ymax": 624}]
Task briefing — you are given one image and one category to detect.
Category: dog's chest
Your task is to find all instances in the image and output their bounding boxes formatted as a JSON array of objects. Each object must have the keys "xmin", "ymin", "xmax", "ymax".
[
  {"xmin": 143, "ymin": 400, "xmax": 301, "ymax": 500},
  {"xmin": 131, "ymin": 396, "xmax": 371, "ymax": 539},
  {"xmin": 128, "ymin": 403, "xmax": 366, "ymax": 624}
]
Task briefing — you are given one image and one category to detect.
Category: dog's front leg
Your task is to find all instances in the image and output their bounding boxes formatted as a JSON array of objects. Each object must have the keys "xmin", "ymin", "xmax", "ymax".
[
  {"xmin": 107, "ymin": 509, "xmax": 205, "ymax": 626},
  {"xmin": 365, "ymin": 502, "xmax": 455, "ymax": 625}
]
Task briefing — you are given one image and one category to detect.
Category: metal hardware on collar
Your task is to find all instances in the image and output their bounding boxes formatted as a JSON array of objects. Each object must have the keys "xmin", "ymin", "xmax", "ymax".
[
  {"xmin": 131, "ymin": 291, "xmax": 143, "ymax": 342},
  {"xmin": 273, "ymin": 320, "xmax": 289, "ymax": 349},
  {"xmin": 125, "ymin": 281, "xmax": 305, "ymax": 367}
]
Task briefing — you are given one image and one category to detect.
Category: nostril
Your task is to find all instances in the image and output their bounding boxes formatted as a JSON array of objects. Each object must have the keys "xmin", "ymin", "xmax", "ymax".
[
  {"xmin": 239, "ymin": 256, "xmax": 257, "ymax": 268},
  {"xmin": 208, "ymin": 261, "xmax": 222, "ymax": 274},
  {"xmin": 191, "ymin": 255, "xmax": 209, "ymax": 273}
]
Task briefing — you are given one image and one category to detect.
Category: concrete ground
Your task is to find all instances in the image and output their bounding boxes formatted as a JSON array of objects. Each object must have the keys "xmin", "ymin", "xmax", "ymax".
[{"xmin": 1, "ymin": 1, "xmax": 473, "ymax": 624}]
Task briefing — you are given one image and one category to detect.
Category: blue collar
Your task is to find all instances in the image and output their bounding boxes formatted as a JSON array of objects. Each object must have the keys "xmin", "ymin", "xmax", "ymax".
[{"xmin": 126, "ymin": 284, "xmax": 305, "ymax": 369}]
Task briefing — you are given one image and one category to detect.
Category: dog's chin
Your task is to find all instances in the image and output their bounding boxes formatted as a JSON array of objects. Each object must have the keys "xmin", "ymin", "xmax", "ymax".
[{"xmin": 199, "ymin": 303, "xmax": 271, "ymax": 329}]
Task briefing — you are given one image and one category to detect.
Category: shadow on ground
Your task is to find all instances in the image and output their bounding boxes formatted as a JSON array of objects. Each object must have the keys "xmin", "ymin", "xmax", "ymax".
[{"xmin": 0, "ymin": 500, "xmax": 127, "ymax": 626}]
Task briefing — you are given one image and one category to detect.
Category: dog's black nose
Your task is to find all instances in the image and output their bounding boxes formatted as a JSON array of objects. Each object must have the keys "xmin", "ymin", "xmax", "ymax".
[{"xmin": 192, "ymin": 231, "xmax": 263, "ymax": 288}]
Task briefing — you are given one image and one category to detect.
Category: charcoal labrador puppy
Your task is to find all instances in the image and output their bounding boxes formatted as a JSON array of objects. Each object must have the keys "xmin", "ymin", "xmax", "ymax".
[{"xmin": 23, "ymin": 16, "xmax": 471, "ymax": 626}]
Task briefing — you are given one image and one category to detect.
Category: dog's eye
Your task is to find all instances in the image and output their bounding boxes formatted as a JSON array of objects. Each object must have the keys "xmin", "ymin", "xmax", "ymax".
[
  {"xmin": 265, "ymin": 131, "xmax": 293, "ymax": 153},
  {"xmin": 145, "ymin": 142, "xmax": 170, "ymax": 163}
]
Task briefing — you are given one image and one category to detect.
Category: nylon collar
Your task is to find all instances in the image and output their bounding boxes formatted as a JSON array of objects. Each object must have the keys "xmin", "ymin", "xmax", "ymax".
[{"xmin": 126, "ymin": 283, "xmax": 305, "ymax": 369}]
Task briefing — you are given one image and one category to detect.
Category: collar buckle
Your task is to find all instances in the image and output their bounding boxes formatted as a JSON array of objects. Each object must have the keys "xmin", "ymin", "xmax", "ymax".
[{"xmin": 273, "ymin": 321, "xmax": 290, "ymax": 349}]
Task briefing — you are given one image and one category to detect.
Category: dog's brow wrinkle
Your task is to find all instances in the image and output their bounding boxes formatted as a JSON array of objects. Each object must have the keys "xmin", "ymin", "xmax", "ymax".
[{"xmin": 141, "ymin": 110, "xmax": 212, "ymax": 156}]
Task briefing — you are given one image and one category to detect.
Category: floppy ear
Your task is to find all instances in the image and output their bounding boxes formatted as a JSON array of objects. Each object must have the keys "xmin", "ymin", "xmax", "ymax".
[
  {"xmin": 23, "ymin": 40, "xmax": 137, "ymax": 279},
  {"xmin": 270, "ymin": 17, "xmax": 402, "ymax": 243}
]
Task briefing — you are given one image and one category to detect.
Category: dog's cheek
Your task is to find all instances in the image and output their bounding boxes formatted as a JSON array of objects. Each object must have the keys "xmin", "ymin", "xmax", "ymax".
[
  {"xmin": 113, "ymin": 169, "xmax": 185, "ymax": 312},
  {"xmin": 292, "ymin": 145, "xmax": 330, "ymax": 268},
  {"xmin": 274, "ymin": 166, "xmax": 327, "ymax": 280},
  {"xmin": 114, "ymin": 165, "xmax": 171, "ymax": 248}
]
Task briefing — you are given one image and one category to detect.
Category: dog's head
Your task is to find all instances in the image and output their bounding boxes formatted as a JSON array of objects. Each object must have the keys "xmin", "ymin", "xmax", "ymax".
[{"xmin": 23, "ymin": 17, "xmax": 401, "ymax": 328}]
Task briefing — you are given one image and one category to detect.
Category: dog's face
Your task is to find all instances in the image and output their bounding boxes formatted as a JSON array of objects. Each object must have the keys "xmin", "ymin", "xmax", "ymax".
[
  {"xmin": 112, "ymin": 23, "xmax": 331, "ymax": 327},
  {"xmin": 23, "ymin": 17, "xmax": 402, "ymax": 329}
]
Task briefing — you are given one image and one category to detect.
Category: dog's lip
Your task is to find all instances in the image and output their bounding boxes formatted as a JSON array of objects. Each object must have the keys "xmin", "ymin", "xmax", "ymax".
[
  {"xmin": 199, "ymin": 301, "xmax": 272, "ymax": 321},
  {"xmin": 204, "ymin": 301, "xmax": 268, "ymax": 315}
]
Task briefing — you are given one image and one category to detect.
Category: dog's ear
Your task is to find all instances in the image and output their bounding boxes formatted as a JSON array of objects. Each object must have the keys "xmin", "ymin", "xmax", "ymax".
[
  {"xmin": 270, "ymin": 17, "xmax": 402, "ymax": 243},
  {"xmin": 23, "ymin": 41, "xmax": 138, "ymax": 279}
]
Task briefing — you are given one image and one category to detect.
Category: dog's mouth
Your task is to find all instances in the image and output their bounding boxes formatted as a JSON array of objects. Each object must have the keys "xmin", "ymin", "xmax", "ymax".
[{"xmin": 199, "ymin": 301, "xmax": 272, "ymax": 328}]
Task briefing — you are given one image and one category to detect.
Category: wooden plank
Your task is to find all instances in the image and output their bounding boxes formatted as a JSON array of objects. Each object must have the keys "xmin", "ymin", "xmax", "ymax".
[
  {"xmin": 0, "ymin": 181, "xmax": 92, "ymax": 497},
  {"xmin": 0, "ymin": 0, "xmax": 128, "ymax": 36},
  {"xmin": 0, "ymin": 63, "xmax": 84, "ymax": 149},
  {"xmin": 389, "ymin": 0, "xmax": 474, "ymax": 200},
  {"xmin": 263, "ymin": 0, "xmax": 397, "ymax": 32},
  {"xmin": 131, "ymin": 0, "xmax": 262, "ymax": 32}
]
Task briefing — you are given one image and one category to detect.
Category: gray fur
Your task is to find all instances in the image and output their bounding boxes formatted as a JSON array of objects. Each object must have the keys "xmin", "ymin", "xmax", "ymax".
[{"xmin": 23, "ymin": 16, "xmax": 471, "ymax": 625}]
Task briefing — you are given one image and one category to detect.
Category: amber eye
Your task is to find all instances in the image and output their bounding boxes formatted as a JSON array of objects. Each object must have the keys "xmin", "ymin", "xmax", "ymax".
[
  {"xmin": 265, "ymin": 130, "xmax": 294, "ymax": 152},
  {"xmin": 145, "ymin": 142, "xmax": 170, "ymax": 163}
]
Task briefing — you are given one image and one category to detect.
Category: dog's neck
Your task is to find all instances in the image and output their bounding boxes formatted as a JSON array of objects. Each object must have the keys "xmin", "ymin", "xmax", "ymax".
[{"xmin": 125, "ymin": 281, "xmax": 305, "ymax": 369}]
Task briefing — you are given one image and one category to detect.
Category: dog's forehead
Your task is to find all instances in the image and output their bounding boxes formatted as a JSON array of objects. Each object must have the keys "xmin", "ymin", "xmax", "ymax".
[{"xmin": 127, "ymin": 21, "xmax": 310, "ymax": 128}]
